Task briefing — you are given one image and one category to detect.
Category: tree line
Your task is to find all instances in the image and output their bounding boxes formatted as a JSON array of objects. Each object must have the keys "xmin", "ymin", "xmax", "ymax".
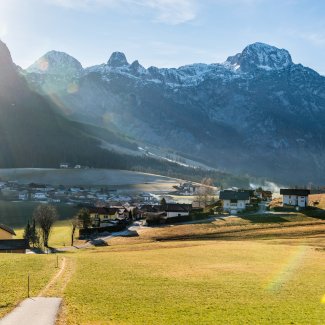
[{"xmin": 23, "ymin": 204, "xmax": 91, "ymax": 249}]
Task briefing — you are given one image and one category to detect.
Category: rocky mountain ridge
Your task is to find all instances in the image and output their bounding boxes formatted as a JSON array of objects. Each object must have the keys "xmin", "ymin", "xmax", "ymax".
[{"xmin": 23, "ymin": 42, "xmax": 325, "ymax": 184}]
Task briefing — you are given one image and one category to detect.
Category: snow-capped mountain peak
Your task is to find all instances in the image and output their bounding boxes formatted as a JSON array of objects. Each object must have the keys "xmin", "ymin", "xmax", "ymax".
[
  {"xmin": 27, "ymin": 50, "xmax": 83, "ymax": 76},
  {"xmin": 226, "ymin": 42, "xmax": 293, "ymax": 72},
  {"xmin": 107, "ymin": 51, "xmax": 129, "ymax": 67}
]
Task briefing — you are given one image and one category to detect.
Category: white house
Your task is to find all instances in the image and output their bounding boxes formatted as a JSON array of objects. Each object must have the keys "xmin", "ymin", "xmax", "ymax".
[
  {"xmin": 164, "ymin": 204, "xmax": 192, "ymax": 218},
  {"xmin": 33, "ymin": 192, "xmax": 48, "ymax": 200},
  {"xmin": 219, "ymin": 190, "xmax": 251, "ymax": 214},
  {"xmin": 18, "ymin": 191, "xmax": 28, "ymax": 201},
  {"xmin": 280, "ymin": 189, "xmax": 310, "ymax": 208}
]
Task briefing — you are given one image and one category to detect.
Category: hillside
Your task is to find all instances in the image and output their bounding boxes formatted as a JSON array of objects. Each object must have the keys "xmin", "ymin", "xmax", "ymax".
[
  {"xmin": 0, "ymin": 41, "xmax": 250, "ymax": 188},
  {"xmin": 24, "ymin": 43, "xmax": 325, "ymax": 184}
]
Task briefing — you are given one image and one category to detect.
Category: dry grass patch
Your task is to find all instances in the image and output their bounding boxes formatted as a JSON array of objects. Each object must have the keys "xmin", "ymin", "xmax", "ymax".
[{"xmin": 130, "ymin": 215, "xmax": 325, "ymax": 242}]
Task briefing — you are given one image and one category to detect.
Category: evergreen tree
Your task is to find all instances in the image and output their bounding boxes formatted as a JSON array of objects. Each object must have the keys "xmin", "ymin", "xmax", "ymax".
[
  {"xmin": 23, "ymin": 220, "xmax": 31, "ymax": 243},
  {"xmin": 160, "ymin": 197, "xmax": 167, "ymax": 206},
  {"xmin": 77, "ymin": 208, "xmax": 91, "ymax": 229},
  {"xmin": 30, "ymin": 218, "xmax": 40, "ymax": 248}
]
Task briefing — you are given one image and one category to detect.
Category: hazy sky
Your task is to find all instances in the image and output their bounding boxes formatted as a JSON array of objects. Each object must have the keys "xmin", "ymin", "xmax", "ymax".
[{"xmin": 0, "ymin": 0, "xmax": 324, "ymax": 74}]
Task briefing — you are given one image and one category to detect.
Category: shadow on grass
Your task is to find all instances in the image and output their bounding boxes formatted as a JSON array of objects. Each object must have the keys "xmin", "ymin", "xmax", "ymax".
[
  {"xmin": 302, "ymin": 207, "xmax": 325, "ymax": 220},
  {"xmin": 238, "ymin": 214, "xmax": 291, "ymax": 223}
]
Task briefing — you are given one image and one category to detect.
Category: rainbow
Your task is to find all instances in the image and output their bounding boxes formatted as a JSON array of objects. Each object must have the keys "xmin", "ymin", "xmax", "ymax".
[{"xmin": 265, "ymin": 245, "xmax": 308, "ymax": 292}]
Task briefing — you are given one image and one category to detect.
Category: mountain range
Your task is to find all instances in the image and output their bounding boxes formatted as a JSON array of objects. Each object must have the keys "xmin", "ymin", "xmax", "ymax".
[
  {"xmin": 0, "ymin": 40, "xmax": 250, "ymax": 188},
  {"xmin": 22, "ymin": 42, "xmax": 325, "ymax": 184}
]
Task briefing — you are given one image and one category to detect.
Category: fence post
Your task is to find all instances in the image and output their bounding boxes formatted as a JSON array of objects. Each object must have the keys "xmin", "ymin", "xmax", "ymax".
[{"xmin": 27, "ymin": 273, "xmax": 30, "ymax": 298}]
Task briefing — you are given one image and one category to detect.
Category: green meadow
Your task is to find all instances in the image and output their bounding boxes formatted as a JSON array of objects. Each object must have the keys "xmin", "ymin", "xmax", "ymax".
[
  {"xmin": 59, "ymin": 240, "xmax": 325, "ymax": 325},
  {"xmin": 0, "ymin": 254, "xmax": 58, "ymax": 318},
  {"xmin": 2, "ymin": 213, "xmax": 325, "ymax": 324}
]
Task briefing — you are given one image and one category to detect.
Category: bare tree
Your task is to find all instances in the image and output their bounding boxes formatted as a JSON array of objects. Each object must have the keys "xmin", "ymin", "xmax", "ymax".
[
  {"xmin": 195, "ymin": 178, "xmax": 216, "ymax": 208},
  {"xmin": 33, "ymin": 204, "xmax": 58, "ymax": 247}
]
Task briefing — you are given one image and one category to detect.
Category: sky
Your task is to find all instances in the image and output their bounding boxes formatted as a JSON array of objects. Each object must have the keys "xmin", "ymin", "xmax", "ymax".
[{"xmin": 0, "ymin": 0, "xmax": 324, "ymax": 74}]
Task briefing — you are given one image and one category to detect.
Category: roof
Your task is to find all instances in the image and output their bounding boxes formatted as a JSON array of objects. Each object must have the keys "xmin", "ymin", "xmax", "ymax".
[
  {"xmin": 163, "ymin": 204, "xmax": 192, "ymax": 212},
  {"xmin": 0, "ymin": 239, "xmax": 29, "ymax": 250},
  {"xmin": 219, "ymin": 190, "xmax": 250, "ymax": 201},
  {"xmin": 89, "ymin": 207, "xmax": 120, "ymax": 215},
  {"xmin": 280, "ymin": 189, "xmax": 310, "ymax": 196},
  {"xmin": 0, "ymin": 224, "xmax": 16, "ymax": 236},
  {"xmin": 139, "ymin": 205, "xmax": 160, "ymax": 213}
]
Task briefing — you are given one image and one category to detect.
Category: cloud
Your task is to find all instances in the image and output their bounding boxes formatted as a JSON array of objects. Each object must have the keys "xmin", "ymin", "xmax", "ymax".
[{"xmin": 47, "ymin": 0, "xmax": 196, "ymax": 24}]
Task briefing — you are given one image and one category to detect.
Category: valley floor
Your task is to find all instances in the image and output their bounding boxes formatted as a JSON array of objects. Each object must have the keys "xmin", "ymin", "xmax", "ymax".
[{"xmin": 2, "ymin": 213, "xmax": 325, "ymax": 324}]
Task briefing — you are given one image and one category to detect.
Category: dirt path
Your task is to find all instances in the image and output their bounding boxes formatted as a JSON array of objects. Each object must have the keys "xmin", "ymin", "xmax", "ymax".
[{"xmin": 38, "ymin": 257, "xmax": 67, "ymax": 297}]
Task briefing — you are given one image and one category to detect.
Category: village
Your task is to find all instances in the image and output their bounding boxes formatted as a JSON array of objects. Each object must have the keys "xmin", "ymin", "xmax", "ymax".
[{"xmin": 0, "ymin": 178, "xmax": 317, "ymax": 253}]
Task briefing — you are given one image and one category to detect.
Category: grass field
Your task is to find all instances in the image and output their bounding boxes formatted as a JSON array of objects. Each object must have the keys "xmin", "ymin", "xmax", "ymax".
[
  {"xmin": 58, "ymin": 239, "xmax": 325, "ymax": 324},
  {"xmin": 3, "ymin": 211, "xmax": 325, "ymax": 324},
  {"xmin": 15, "ymin": 219, "xmax": 74, "ymax": 247},
  {"xmin": 0, "ymin": 254, "xmax": 58, "ymax": 318}
]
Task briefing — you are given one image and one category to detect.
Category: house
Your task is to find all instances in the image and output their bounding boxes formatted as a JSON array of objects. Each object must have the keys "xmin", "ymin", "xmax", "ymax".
[
  {"xmin": 140, "ymin": 193, "xmax": 158, "ymax": 204},
  {"xmin": 33, "ymin": 192, "xmax": 48, "ymax": 201},
  {"xmin": 0, "ymin": 239, "xmax": 29, "ymax": 253},
  {"xmin": 0, "ymin": 224, "xmax": 16, "ymax": 239},
  {"xmin": 280, "ymin": 189, "xmax": 310, "ymax": 208},
  {"xmin": 176, "ymin": 182, "xmax": 197, "ymax": 195},
  {"xmin": 140, "ymin": 203, "xmax": 192, "ymax": 219},
  {"xmin": 90, "ymin": 207, "xmax": 129, "ymax": 227},
  {"xmin": 96, "ymin": 194, "xmax": 108, "ymax": 201},
  {"xmin": 219, "ymin": 190, "xmax": 251, "ymax": 214},
  {"xmin": 18, "ymin": 191, "xmax": 29, "ymax": 201},
  {"xmin": 164, "ymin": 204, "xmax": 192, "ymax": 218},
  {"xmin": 0, "ymin": 224, "xmax": 28, "ymax": 253},
  {"xmin": 255, "ymin": 189, "xmax": 273, "ymax": 201}
]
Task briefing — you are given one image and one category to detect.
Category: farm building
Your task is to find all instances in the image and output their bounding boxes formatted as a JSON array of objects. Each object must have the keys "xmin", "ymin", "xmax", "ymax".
[
  {"xmin": 0, "ymin": 239, "xmax": 29, "ymax": 254},
  {"xmin": 0, "ymin": 224, "xmax": 16, "ymax": 239},
  {"xmin": 0, "ymin": 224, "xmax": 29, "ymax": 253}
]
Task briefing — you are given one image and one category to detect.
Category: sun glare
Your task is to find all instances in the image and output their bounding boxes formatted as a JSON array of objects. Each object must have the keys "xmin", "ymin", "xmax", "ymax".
[{"xmin": 321, "ymin": 295, "xmax": 325, "ymax": 304}]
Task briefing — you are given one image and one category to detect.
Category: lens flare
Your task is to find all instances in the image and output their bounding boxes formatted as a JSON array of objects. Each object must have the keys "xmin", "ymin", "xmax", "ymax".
[
  {"xmin": 265, "ymin": 245, "xmax": 308, "ymax": 292},
  {"xmin": 321, "ymin": 295, "xmax": 325, "ymax": 304},
  {"xmin": 67, "ymin": 83, "xmax": 79, "ymax": 94},
  {"xmin": 37, "ymin": 58, "xmax": 49, "ymax": 71}
]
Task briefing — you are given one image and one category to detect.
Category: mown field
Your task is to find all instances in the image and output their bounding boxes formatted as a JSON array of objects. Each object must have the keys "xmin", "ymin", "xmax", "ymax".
[
  {"xmin": 3, "ymin": 211, "xmax": 325, "ymax": 324},
  {"xmin": 0, "ymin": 254, "xmax": 58, "ymax": 318},
  {"xmin": 58, "ymin": 239, "xmax": 325, "ymax": 325}
]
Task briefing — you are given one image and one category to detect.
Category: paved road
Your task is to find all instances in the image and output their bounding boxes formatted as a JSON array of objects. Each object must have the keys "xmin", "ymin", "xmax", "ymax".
[{"xmin": 0, "ymin": 297, "xmax": 62, "ymax": 325}]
